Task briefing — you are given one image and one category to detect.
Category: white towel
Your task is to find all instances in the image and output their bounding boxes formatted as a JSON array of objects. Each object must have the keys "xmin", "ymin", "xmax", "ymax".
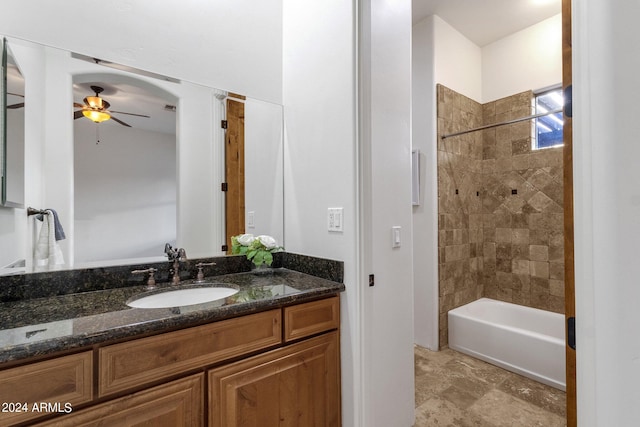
[{"xmin": 34, "ymin": 210, "xmax": 65, "ymax": 267}]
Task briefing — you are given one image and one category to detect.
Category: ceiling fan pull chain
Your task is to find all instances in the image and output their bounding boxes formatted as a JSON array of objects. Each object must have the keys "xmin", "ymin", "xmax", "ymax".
[{"xmin": 96, "ymin": 124, "xmax": 100, "ymax": 145}]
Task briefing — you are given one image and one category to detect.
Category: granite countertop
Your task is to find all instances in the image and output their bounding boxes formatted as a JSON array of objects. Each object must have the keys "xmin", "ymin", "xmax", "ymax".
[{"xmin": 0, "ymin": 268, "xmax": 345, "ymax": 364}]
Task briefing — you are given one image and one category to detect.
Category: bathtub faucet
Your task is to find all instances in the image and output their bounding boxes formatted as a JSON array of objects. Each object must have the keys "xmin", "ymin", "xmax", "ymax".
[{"xmin": 164, "ymin": 243, "xmax": 187, "ymax": 284}]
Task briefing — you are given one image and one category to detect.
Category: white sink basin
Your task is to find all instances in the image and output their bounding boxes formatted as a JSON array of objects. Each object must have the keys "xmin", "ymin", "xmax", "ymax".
[{"xmin": 127, "ymin": 286, "xmax": 239, "ymax": 309}]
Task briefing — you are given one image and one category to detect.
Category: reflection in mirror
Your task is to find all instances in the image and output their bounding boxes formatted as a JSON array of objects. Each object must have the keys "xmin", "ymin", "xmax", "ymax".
[
  {"xmin": 2, "ymin": 39, "xmax": 25, "ymax": 208},
  {"xmin": 73, "ymin": 77, "xmax": 178, "ymax": 266},
  {"xmin": 0, "ymin": 36, "xmax": 284, "ymax": 275}
]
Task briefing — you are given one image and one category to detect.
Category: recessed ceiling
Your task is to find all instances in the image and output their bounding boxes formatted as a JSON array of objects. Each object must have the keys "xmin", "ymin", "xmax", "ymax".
[{"xmin": 413, "ymin": 0, "xmax": 562, "ymax": 47}]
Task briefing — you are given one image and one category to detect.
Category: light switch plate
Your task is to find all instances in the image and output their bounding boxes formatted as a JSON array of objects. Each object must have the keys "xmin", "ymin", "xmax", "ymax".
[
  {"xmin": 247, "ymin": 211, "xmax": 255, "ymax": 228},
  {"xmin": 392, "ymin": 226, "xmax": 401, "ymax": 248},
  {"xmin": 328, "ymin": 208, "xmax": 344, "ymax": 232}
]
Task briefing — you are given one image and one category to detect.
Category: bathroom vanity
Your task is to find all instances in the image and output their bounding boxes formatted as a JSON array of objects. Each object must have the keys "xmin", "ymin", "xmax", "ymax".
[{"xmin": 0, "ymin": 256, "xmax": 344, "ymax": 426}]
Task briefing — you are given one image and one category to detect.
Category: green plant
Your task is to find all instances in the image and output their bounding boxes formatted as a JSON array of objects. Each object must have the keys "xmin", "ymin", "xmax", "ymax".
[{"xmin": 231, "ymin": 234, "xmax": 282, "ymax": 267}]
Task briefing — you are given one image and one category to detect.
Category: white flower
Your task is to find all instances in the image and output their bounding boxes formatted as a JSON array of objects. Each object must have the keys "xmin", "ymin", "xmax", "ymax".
[
  {"xmin": 236, "ymin": 234, "xmax": 256, "ymax": 246},
  {"xmin": 257, "ymin": 235, "xmax": 278, "ymax": 249}
]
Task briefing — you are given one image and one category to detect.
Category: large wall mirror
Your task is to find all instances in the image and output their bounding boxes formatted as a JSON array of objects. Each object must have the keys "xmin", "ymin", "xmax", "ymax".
[{"xmin": 0, "ymin": 36, "xmax": 284, "ymax": 275}]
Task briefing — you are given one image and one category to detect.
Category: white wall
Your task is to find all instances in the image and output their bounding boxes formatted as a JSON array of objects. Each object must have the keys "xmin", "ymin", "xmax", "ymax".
[
  {"xmin": 0, "ymin": 98, "xmax": 26, "ymax": 269},
  {"xmin": 244, "ymin": 99, "xmax": 284, "ymax": 244},
  {"xmin": 0, "ymin": 208, "xmax": 25, "ymax": 269},
  {"xmin": 433, "ymin": 16, "xmax": 482, "ymax": 102},
  {"xmin": 412, "ymin": 17, "xmax": 439, "ymax": 350},
  {"xmin": 412, "ymin": 15, "xmax": 482, "ymax": 350},
  {"xmin": 416, "ymin": 13, "xmax": 562, "ymax": 105},
  {"xmin": 0, "ymin": 0, "xmax": 283, "ymax": 104},
  {"xmin": 360, "ymin": 0, "xmax": 415, "ymax": 424},
  {"xmin": 174, "ymin": 83, "xmax": 222, "ymax": 259},
  {"xmin": 6, "ymin": 106, "xmax": 25, "ymax": 206},
  {"xmin": 74, "ymin": 122, "xmax": 176, "ymax": 264},
  {"xmin": 573, "ymin": 0, "xmax": 640, "ymax": 425},
  {"xmin": 282, "ymin": 0, "xmax": 360, "ymax": 424},
  {"xmin": 483, "ymin": 14, "xmax": 562, "ymax": 102},
  {"xmin": 283, "ymin": 1, "xmax": 415, "ymax": 425}
]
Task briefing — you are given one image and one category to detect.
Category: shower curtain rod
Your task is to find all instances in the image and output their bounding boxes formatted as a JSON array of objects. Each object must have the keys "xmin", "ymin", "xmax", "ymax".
[{"xmin": 440, "ymin": 108, "xmax": 563, "ymax": 140}]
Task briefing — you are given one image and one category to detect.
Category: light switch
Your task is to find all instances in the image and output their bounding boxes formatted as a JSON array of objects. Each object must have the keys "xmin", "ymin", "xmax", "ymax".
[
  {"xmin": 392, "ymin": 226, "xmax": 401, "ymax": 248},
  {"xmin": 247, "ymin": 211, "xmax": 255, "ymax": 228},
  {"xmin": 328, "ymin": 208, "xmax": 344, "ymax": 232}
]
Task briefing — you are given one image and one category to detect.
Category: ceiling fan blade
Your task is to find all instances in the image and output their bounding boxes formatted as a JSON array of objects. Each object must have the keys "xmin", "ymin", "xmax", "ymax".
[
  {"xmin": 110, "ymin": 110, "xmax": 151, "ymax": 118},
  {"xmin": 7, "ymin": 103, "xmax": 24, "ymax": 109},
  {"xmin": 74, "ymin": 102, "xmax": 85, "ymax": 108},
  {"xmin": 110, "ymin": 116, "xmax": 132, "ymax": 127},
  {"xmin": 74, "ymin": 110, "xmax": 84, "ymax": 120}
]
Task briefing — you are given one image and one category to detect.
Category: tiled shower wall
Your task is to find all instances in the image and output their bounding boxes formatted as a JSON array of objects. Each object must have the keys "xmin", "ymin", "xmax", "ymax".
[
  {"xmin": 436, "ymin": 85, "xmax": 484, "ymax": 348},
  {"xmin": 437, "ymin": 85, "xmax": 564, "ymax": 348}
]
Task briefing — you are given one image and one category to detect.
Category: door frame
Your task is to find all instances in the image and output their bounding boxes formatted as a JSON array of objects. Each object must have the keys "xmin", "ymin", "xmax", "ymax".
[
  {"xmin": 562, "ymin": 0, "xmax": 577, "ymax": 425},
  {"xmin": 224, "ymin": 97, "xmax": 246, "ymax": 252}
]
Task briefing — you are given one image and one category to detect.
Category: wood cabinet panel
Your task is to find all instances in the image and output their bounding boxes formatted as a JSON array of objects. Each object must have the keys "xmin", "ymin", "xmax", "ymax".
[
  {"xmin": 35, "ymin": 374, "xmax": 204, "ymax": 427},
  {"xmin": 209, "ymin": 331, "xmax": 341, "ymax": 427},
  {"xmin": 284, "ymin": 296, "xmax": 340, "ymax": 342},
  {"xmin": 0, "ymin": 351, "xmax": 93, "ymax": 426},
  {"xmin": 99, "ymin": 309, "xmax": 281, "ymax": 396}
]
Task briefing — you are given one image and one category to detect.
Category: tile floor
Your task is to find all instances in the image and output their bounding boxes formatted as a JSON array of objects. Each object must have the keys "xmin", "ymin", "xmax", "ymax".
[{"xmin": 414, "ymin": 346, "xmax": 566, "ymax": 427}]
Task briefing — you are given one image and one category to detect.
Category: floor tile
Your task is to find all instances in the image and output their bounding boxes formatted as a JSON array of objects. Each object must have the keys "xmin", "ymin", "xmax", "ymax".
[
  {"xmin": 443, "ymin": 354, "xmax": 511, "ymax": 387},
  {"xmin": 497, "ymin": 374, "xmax": 566, "ymax": 417},
  {"xmin": 415, "ymin": 396, "xmax": 492, "ymax": 427},
  {"xmin": 414, "ymin": 346, "xmax": 567, "ymax": 427},
  {"xmin": 468, "ymin": 389, "xmax": 566, "ymax": 427}
]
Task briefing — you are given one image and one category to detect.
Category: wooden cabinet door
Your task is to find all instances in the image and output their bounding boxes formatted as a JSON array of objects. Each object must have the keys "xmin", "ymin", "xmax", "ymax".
[
  {"xmin": 209, "ymin": 331, "xmax": 341, "ymax": 427},
  {"xmin": 0, "ymin": 351, "xmax": 93, "ymax": 426},
  {"xmin": 36, "ymin": 374, "xmax": 203, "ymax": 427}
]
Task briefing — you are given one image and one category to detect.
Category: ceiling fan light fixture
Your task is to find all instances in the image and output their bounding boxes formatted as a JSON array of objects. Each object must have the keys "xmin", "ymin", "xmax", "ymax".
[
  {"xmin": 84, "ymin": 95, "xmax": 104, "ymax": 109},
  {"xmin": 82, "ymin": 109, "xmax": 111, "ymax": 123}
]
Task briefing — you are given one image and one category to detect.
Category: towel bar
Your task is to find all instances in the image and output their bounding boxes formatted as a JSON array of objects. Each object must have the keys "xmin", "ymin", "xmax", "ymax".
[{"xmin": 27, "ymin": 207, "xmax": 48, "ymax": 216}]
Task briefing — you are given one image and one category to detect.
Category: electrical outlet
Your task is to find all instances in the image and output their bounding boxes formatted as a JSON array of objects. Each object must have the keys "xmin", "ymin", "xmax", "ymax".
[{"xmin": 328, "ymin": 208, "xmax": 344, "ymax": 232}]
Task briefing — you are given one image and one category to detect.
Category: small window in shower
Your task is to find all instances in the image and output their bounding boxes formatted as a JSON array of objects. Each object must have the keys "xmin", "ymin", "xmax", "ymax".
[{"xmin": 533, "ymin": 87, "xmax": 564, "ymax": 150}]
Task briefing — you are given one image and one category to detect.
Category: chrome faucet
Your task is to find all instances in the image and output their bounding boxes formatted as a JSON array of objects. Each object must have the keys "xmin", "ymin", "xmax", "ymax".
[{"xmin": 164, "ymin": 243, "xmax": 187, "ymax": 284}]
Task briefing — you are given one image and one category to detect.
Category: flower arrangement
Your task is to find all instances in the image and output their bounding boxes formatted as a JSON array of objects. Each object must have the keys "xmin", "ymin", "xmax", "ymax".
[{"xmin": 231, "ymin": 234, "xmax": 282, "ymax": 267}]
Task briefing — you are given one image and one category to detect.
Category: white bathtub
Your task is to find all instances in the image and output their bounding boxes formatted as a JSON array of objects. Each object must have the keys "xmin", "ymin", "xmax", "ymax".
[{"xmin": 448, "ymin": 298, "xmax": 566, "ymax": 391}]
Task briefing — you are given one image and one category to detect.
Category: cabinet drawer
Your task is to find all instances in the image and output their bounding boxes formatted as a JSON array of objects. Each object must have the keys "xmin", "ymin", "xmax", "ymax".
[
  {"xmin": 284, "ymin": 296, "xmax": 340, "ymax": 342},
  {"xmin": 0, "ymin": 351, "xmax": 93, "ymax": 426},
  {"xmin": 36, "ymin": 374, "xmax": 204, "ymax": 427},
  {"xmin": 99, "ymin": 309, "xmax": 281, "ymax": 396}
]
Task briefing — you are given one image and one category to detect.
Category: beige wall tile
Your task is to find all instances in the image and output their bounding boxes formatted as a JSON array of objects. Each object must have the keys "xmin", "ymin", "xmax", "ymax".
[
  {"xmin": 529, "ymin": 245, "xmax": 549, "ymax": 261},
  {"xmin": 531, "ymin": 261, "xmax": 550, "ymax": 279},
  {"xmin": 437, "ymin": 86, "xmax": 565, "ymax": 347}
]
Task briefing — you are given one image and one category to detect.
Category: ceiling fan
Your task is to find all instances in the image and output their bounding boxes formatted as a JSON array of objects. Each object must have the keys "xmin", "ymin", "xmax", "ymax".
[{"xmin": 73, "ymin": 85, "xmax": 150, "ymax": 127}]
